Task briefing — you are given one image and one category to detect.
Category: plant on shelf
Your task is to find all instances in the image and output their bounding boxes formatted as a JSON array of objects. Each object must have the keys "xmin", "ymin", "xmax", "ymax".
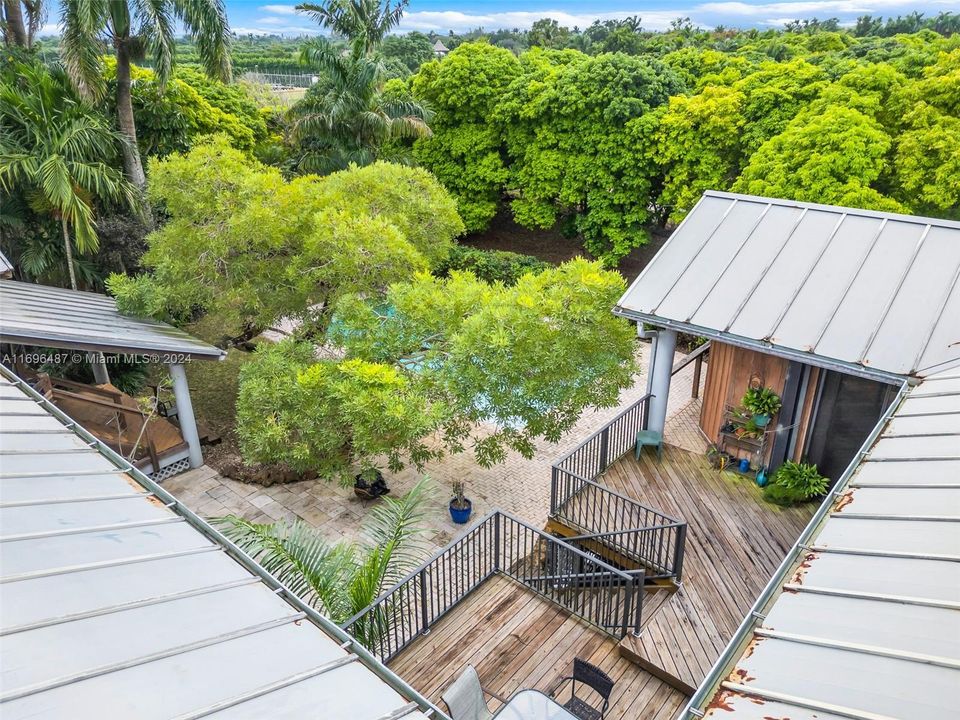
[
  {"xmin": 742, "ymin": 387, "xmax": 782, "ymax": 427},
  {"xmin": 763, "ymin": 461, "xmax": 829, "ymax": 506},
  {"xmin": 449, "ymin": 480, "xmax": 473, "ymax": 524},
  {"xmin": 735, "ymin": 416, "xmax": 763, "ymax": 440}
]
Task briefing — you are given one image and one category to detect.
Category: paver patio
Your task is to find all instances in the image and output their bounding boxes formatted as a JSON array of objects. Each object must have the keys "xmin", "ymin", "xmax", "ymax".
[{"xmin": 163, "ymin": 341, "xmax": 708, "ymax": 550}]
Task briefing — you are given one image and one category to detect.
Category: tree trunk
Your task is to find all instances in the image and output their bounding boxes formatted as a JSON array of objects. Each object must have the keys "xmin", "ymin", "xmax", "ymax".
[
  {"xmin": 115, "ymin": 43, "xmax": 147, "ymax": 190},
  {"xmin": 61, "ymin": 217, "xmax": 78, "ymax": 291},
  {"xmin": 2, "ymin": 0, "xmax": 28, "ymax": 47}
]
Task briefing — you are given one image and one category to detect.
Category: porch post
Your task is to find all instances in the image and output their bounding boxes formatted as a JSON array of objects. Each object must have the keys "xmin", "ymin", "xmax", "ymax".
[
  {"xmin": 647, "ymin": 329, "xmax": 676, "ymax": 436},
  {"xmin": 89, "ymin": 352, "xmax": 110, "ymax": 384},
  {"xmin": 168, "ymin": 362, "xmax": 203, "ymax": 468}
]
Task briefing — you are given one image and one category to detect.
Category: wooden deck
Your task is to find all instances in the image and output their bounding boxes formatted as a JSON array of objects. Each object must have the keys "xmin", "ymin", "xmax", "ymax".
[
  {"xmin": 390, "ymin": 574, "xmax": 688, "ymax": 720},
  {"xmin": 605, "ymin": 445, "xmax": 815, "ymax": 693}
]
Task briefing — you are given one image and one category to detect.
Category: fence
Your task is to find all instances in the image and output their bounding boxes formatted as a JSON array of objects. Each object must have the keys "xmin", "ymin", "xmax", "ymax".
[
  {"xmin": 241, "ymin": 70, "xmax": 317, "ymax": 88},
  {"xmin": 550, "ymin": 394, "xmax": 687, "ymax": 580},
  {"xmin": 341, "ymin": 511, "xmax": 644, "ymax": 664}
]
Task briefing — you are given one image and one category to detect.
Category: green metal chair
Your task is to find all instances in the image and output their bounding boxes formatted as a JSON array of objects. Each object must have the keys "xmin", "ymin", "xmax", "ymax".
[{"xmin": 635, "ymin": 430, "xmax": 663, "ymax": 461}]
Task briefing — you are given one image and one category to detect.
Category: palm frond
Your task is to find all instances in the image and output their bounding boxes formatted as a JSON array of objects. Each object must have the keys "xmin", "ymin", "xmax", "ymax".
[
  {"xmin": 133, "ymin": 0, "xmax": 176, "ymax": 85},
  {"xmin": 172, "ymin": 0, "xmax": 232, "ymax": 81},
  {"xmin": 60, "ymin": 0, "xmax": 108, "ymax": 100}
]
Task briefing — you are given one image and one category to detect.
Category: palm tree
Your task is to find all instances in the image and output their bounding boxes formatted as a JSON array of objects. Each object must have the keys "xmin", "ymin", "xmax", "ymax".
[
  {"xmin": 0, "ymin": 61, "xmax": 137, "ymax": 289},
  {"xmin": 216, "ymin": 478, "xmax": 431, "ymax": 635},
  {"xmin": 60, "ymin": 0, "xmax": 231, "ymax": 188},
  {"xmin": 290, "ymin": 39, "xmax": 431, "ymax": 173},
  {"xmin": 296, "ymin": 0, "xmax": 408, "ymax": 59}
]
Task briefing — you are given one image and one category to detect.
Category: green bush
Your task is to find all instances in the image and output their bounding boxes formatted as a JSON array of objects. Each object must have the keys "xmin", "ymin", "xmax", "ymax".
[
  {"xmin": 763, "ymin": 461, "xmax": 829, "ymax": 505},
  {"xmin": 433, "ymin": 246, "xmax": 551, "ymax": 285},
  {"xmin": 742, "ymin": 386, "xmax": 783, "ymax": 416}
]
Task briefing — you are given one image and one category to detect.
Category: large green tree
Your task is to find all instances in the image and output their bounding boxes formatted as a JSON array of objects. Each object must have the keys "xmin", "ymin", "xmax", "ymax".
[
  {"xmin": 108, "ymin": 136, "xmax": 463, "ymax": 341},
  {"xmin": 0, "ymin": 61, "xmax": 136, "ymax": 289},
  {"xmin": 60, "ymin": 0, "xmax": 231, "ymax": 188},
  {"xmin": 236, "ymin": 258, "xmax": 637, "ymax": 479}
]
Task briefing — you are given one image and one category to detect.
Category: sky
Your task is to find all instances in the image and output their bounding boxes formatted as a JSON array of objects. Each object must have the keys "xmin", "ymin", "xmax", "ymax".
[{"xmin": 221, "ymin": 0, "xmax": 957, "ymax": 36}]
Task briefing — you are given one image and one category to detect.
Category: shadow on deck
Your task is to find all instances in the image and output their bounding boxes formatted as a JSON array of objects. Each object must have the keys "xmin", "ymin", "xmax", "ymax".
[
  {"xmin": 389, "ymin": 574, "xmax": 688, "ymax": 720},
  {"xmin": 600, "ymin": 445, "xmax": 815, "ymax": 693}
]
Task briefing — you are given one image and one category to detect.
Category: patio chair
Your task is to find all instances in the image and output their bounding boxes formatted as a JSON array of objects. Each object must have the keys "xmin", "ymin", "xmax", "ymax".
[
  {"xmin": 635, "ymin": 429, "xmax": 663, "ymax": 461},
  {"xmin": 441, "ymin": 665, "xmax": 507, "ymax": 720},
  {"xmin": 550, "ymin": 658, "xmax": 614, "ymax": 720}
]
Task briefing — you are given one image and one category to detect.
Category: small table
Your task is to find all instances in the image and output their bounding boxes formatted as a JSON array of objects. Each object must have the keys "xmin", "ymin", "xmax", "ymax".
[{"xmin": 493, "ymin": 689, "xmax": 579, "ymax": 720}]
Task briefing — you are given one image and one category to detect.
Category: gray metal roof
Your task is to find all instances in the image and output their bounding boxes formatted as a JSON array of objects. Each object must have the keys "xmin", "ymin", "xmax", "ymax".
[
  {"xmin": 0, "ymin": 280, "xmax": 225, "ymax": 360},
  {"xmin": 0, "ymin": 365, "xmax": 439, "ymax": 720},
  {"xmin": 685, "ymin": 365, "xmax": 960, "ymax": 720},
  {"xmin": 0, "ymin": 250, "xmax": 12, "ymax": 278},
  {"xmin": 616, "ymin": 192, "xmax": 960, "ymax": 380}
]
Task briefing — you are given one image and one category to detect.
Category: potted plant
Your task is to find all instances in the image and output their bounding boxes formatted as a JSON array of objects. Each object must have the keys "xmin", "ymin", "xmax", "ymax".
[
  {"xmin": 763, "ymin": 461, "xmax": 829, "ymax": 506},
  {"xmin": 742, "ymin": 387, "xmax": 782, "ymax": 427},
  {"xmin": 449, "ymin": 480, "xmax": 473, "ymax": 524}
]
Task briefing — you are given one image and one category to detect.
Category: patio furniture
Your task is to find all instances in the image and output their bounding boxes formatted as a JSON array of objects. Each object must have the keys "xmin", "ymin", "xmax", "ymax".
[
  {"xmin": 493, "ymin": 689, "xmax": 578, "ymax": 719},
  {"xmin": 635, "ymin": 429, "xmax": 663, "ymax": 461},
  {"xmin": 550, "ymin": 659, "xmax": 614, "ymax": 720},
  {"xmin": 442, "ymin": 665, "xmax": 508, "ymax": 720}
]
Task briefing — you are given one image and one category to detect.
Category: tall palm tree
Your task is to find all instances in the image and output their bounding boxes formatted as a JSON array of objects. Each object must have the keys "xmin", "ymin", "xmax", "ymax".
[
  {"xmin": 216, "ymin": 479, "xmax": 431, "ymax": 637},
  {"xmin": 296, "ymin": 0, "xmax": 408, "ymax": 59},
  {"xmin": 0, "ymin": 61, "xmax": 137, "ymax": 289},
  {"xmin": 290, "ymin": 39, "xmax": 431, "ymax": 174},
  {"xmin": 60, "ymin": 0, "xmax": 231, "ymax": 188},
  {"xmin": 2, "ymin": 0, "xmax": 45, "ymax": 47}
]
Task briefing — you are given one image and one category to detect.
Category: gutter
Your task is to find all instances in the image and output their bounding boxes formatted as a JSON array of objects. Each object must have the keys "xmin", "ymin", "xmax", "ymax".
[{"xmin": 678, "ymin": 375, "xmax": 913, "ymax": 720}]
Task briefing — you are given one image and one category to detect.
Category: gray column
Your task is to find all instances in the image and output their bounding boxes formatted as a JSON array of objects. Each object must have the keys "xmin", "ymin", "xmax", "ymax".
[
  {"xmin": 168, "ymin": 362, "xmax": 203, "ymax": 468},
  {"xmin": 89, "ymin": 352, "xmax": 110, "ymax": 384},
  {"xmin": 647, "ymin": 329, "xmax": 677, "ymax": 436}
]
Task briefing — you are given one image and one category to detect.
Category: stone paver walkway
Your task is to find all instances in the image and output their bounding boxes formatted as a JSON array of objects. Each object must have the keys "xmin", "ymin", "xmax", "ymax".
[{"xmin": 164, "ymin": 342, "xmax": 708, "ymax": 551}]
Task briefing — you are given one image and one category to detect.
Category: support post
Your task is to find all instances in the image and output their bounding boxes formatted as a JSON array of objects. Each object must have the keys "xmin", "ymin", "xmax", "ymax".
[
  {"xmin": 168, "ymin": 362, "xmax": 203, "ymax": 468},
  {"xmin": 647, "ymin": 329, "xmax": 676, "ymax": 436},
  {"xmin": 89, "ymin": 352, "xmax": 110, "ymax": 385}
]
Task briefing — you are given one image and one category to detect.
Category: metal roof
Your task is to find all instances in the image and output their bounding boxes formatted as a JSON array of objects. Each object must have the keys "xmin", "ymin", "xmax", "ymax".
[
  {"xmin": 615, "ymin": 192, "xmax": 960, "ymax": 380},
  {"xmin": 685, "ymin": 365, "xmax": 960, "ymax": 720},
  {"xmin": 0, "ymin": 250, "xmax": 12, "ymax": 278},
  {"xmin": 0, "ymin": 280, "xmax": 225, "ymax": 360},
  {"xmin": 0, "ymin": 365, "xmax": 440, "ymax": 720}
]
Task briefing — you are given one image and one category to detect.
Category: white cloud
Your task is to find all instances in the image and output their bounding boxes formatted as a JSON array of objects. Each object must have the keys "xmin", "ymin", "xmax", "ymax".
[
  {"xmin": 259, "ymin": 4, "xmax": 300, "ymax": 15},
  {"xmin": 233, "ymin": 24, "xmax": 320, "ymax": 35},
  {"xmin": 36, "ymin": 22, "xmax": 60, "ymax": 36},
  {"xmin": 398, "ymin": 10, "xmax": 682, "ymax": 32}
]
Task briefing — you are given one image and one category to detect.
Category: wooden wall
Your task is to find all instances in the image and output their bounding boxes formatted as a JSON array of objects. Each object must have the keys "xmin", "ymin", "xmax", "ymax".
[{"xmin": 699, "ymin": 342, "xmax": 790, "ymax": 464}]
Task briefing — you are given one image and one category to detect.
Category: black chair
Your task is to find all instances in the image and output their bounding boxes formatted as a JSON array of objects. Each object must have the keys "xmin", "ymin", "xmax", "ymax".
[{"xmin": 550, "ymin": 658, "xmax": 614, "ymax": 720}]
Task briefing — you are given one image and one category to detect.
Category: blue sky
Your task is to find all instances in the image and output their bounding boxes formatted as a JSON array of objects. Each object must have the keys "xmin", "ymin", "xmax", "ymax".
[{"xmin": 221, "ymin": 0, "xmax": 957, "ymax": 36}]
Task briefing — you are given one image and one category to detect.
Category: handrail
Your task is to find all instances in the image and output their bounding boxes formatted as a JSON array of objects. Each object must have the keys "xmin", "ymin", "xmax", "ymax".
[
  {"xmin": 671, "ymin": 340, "xmax": 710, "ymax": 375},
  {"xmin": 341, "ymin": 510, "xmax": 645, "ymax": 663},
  {"xmin": 549, "ymin": 393, "xmax": 688, "ymax": 580}
]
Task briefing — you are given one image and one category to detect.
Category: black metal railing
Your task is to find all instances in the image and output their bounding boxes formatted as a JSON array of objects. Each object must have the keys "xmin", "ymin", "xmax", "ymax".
[
  {"xmin": 341, "ymin": 511, "xmax": 644, "ymax": 664},
  {"xmin": 550, "ymin": 394, "xmax": 687, "ymax": 580}
]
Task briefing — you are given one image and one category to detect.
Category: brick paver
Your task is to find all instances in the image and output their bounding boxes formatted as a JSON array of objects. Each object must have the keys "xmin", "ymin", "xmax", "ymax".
[{"xmin": 163, "ymin": 342, "xmax": 709, "ymax": 551}]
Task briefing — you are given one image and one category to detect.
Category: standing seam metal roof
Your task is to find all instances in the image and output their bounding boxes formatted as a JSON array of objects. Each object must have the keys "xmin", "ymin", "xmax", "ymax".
[
  {"xmin": 0, "ymin": 280, "xmax": 225, "ymax": 360},
  {"xmin": 615, "ymin": 191, "xmax": 960, "ymax": 380},
  {"xmin": 0, "ymin": 365, "xmax": 439, "ymax": 720},
  {"xmin": 686, "ymin": 365, "xmax": 960, "ymax": 720}
]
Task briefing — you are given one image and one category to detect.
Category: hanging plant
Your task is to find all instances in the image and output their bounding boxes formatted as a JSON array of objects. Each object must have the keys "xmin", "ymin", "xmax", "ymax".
[{"xmin": 742, "ymin": 387, "xmax": 782, "ymax": 427}]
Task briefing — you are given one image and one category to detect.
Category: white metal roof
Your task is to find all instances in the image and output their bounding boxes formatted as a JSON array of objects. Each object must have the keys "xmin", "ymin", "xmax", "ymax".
[
  {"xmin": 687, "ymin": 366, "xmax": 960, "ymax": 720},
  {"xmin": 0, "ymin": 250, "xmax": 12, "ymax": 278},
  {"xmin": 0, "ymin": 366, "xmax": 437, "ymax": 720},
  {"xmin": 0, "ymin": 280, "xmax": 225, "ymax": 360},
  {"xmin": 616, "ymin": 192, "xmax": 960, "ymax": 380}
]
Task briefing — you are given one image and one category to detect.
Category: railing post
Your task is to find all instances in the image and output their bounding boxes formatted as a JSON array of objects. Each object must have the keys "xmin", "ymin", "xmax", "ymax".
[
  {"xmin": 632, "ymin": 574, "xmax": 644, "ymax": 636},
  {"xmin": 493, "ymin": 512, "xmax": 501, "ymax": 573},
  {"xmin": 673, "ymin": 524, "xmax": 687, "ymax": 583},
  {"xmin": 598, "ymin": 426, "xmax": 609, "ymax": 474},
  {"xmin": 550, "ymin": 466, "xmax": 558, "ymax": 515},
  {"xmin": 419, "ymin": 568, "xmax": 430, "ymax": 635},
  {"xmin": 692, "ymin": 354, "xmax": 703, "ymax": 399}
]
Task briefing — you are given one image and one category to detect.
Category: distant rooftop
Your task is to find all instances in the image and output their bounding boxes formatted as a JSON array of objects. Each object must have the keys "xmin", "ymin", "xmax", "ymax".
[
  {"xmin": 0, "ymin": 365, "xmax": 439, "ymax": 719},
  {"xmin": 0, "ymin": 280, "xmax": 225, "ymax": 360},
  {"xmin": 616, "ymin": 192, "xmax": 960, "ymax": 381}
]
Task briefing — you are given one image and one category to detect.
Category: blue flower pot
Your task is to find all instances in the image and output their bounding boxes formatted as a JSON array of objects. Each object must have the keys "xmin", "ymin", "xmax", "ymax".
[
  {"xmin": 753, "ymin": 414, "xmax": 771, "ymax": 427},
  {"xmin": 449, "ymin": 499, "xmax": 473, "ymax": 524},
  {"xmin": 738, "ymin": 458, "xmax": 750, "ymax": 473}
]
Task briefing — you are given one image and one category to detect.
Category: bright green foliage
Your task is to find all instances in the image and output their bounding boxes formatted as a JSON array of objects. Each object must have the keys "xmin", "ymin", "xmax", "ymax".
[
  {"xmin": 217, "ymin": 479, "xmax": 431, "ymax": 630},
  {"xmin": 412, "ymin": 43, "xmax": 521, "ymax": 231},
  {"xmin": 733, "ymin": 104, "xmax": 904, "ymax": 212},
  {"xmin": 235, "ymin": 341, "xmax": 442, "ymax": 481},
  {"xmin": 498, "ymin": 52, "xmax": 684, "ymax": 264},
  {"xmin": 764, "ymin": 461, "xmax": 829, "ymax": 506},
  {"xmin": 108, "ymin": 136, "xmax": 461, "ymax": 338},
  {"xmin": 433, "ymin": 246, "xmax": 550, "ymax": 285},
  {"xmin": 327, "ymin": 258, "xmax": 638, "ymax": 468},
  {"xmin": 648, "ymin": 86, "xmax": 745, "ymax": 221},
  {"xmin": 893, "ymin": 104, "xmax": 960, "ymax": 216}
]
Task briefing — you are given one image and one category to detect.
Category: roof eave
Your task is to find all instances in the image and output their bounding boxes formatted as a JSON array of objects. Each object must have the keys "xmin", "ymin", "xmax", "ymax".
[
  {"xmin": 0, "ymin": 331, "xmax": 226, "ymax": 361},
  {"xmin": 613, "ymin": 306, "xmax": 909, "ymax": 386}
]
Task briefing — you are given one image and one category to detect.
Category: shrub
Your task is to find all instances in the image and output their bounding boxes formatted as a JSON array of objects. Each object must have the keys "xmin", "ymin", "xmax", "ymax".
[
  {"xmin": 433, "ymin": 246, "xmax": 550, "ymax": 285},
  {"xmin": 742, "ymin": 386, "xmax": 782, "ymax": 416},
  {"xmin": 763, "ymin": 461, "xmax": 829, "ymax": 505}
]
